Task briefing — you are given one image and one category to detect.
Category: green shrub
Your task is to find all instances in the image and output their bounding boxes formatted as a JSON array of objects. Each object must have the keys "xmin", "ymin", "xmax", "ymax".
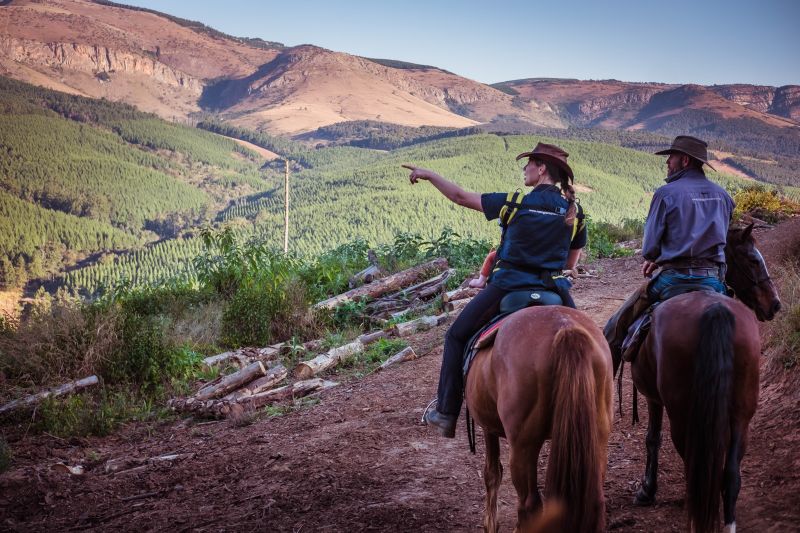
[
  {"xmin": 586, "ymin": 218, "xmax": 638, "ymax": 260},
  {"xmin": 302, "ymin": 239, "xmax": 370, "ymax": 300}
]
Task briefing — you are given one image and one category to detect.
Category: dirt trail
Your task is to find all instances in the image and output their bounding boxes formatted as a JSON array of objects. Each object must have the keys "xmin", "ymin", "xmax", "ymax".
[{"xmin": 1, "ymin": 223, "xmax": 798, "ymax": 532}]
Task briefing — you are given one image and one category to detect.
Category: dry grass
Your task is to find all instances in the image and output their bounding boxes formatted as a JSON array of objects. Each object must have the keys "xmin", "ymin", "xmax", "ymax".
[
  {"xmin": 166, "ymin": 299, "xmax": 224, "ymax": 349},
  {"xmin": 0, "ymin": 300, "xmax": 122, "ymax": 396},
  {"xmin": 764, "ymin": 259, "xmax": 800, "ymax": 372}
]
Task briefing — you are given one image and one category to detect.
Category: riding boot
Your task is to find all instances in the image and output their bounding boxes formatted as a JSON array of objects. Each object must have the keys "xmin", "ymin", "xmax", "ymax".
[{"xmin": 604, "ymin": 282, "xmax": 651, "ymax": 375}]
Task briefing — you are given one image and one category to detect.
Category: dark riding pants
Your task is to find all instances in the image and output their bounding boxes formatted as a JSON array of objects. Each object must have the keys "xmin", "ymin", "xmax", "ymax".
[{"xmin": 437, "ymin": 284, "xmax": 508, "ymax": 416}]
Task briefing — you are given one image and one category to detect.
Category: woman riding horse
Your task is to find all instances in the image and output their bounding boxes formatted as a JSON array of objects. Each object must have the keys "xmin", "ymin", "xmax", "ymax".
[
  {"xmin": 403, "ymin": 142, "xmax": 587, "ymax": 438},
  {"xmin": 404, "ymin": 145, "xmax": 613, "ymax": 531}
]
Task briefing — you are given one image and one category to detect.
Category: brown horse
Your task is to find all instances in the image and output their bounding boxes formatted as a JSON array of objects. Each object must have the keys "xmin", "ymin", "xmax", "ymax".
[
  {"xmin": 630, "ymin": 224, "xmax": 781, "ymax": 533},
  {"xmin": 465, "ymin": 306, "xmax": 614, "ymax": 532}
]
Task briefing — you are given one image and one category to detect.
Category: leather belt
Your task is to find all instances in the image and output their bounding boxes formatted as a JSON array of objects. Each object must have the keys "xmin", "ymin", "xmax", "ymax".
[
  {"xmin": 660, "ymin": 258, "xmax": 721, "ymax": 270},
  {"xmin": 659, "ymin": 259, "xmax": 723, "ymax": 277}
]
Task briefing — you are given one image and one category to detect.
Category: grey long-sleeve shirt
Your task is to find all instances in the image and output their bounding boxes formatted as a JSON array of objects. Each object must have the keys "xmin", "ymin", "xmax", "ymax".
[{"xmin": 641, "ymin": 168, "xmax": 734, "ymax": 264}]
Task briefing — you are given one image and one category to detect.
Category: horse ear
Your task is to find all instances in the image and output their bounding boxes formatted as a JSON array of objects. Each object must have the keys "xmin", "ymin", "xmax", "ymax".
[{"xmin": 742, "ymin": 223, "xmax": 754, "ymax": 240}]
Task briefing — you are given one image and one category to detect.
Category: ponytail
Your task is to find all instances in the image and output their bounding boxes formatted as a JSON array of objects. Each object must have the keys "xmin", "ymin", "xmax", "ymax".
[
  {"xmin": 561, "ymin": 175, "xmax": 577, "ymax": 227},
  {"xmin": 532, "ymin": 158, "xmax": 578, "ymax": 227}
]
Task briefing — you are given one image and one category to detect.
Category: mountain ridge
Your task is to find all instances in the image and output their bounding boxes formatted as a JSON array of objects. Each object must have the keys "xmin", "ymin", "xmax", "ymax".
[{"xmin": 0, "ymin": 0, "xmax": 798, "ymax": 146}]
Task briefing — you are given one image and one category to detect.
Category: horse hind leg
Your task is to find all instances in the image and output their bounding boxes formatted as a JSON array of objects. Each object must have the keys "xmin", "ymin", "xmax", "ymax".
[
  {"xmin": 483, "ymin": 432, "xmax": 503, "ymax": 533},
  {"xmin": 722, "ymin": 426, "xmax": 747, "ymax": 532},
  {"xmin": 635, "ymin": 400, "xmax": 664, "ymax": 505},
  {"xmin": 509, "ymin": 443, "xmax": 543, "ymax": 533}
]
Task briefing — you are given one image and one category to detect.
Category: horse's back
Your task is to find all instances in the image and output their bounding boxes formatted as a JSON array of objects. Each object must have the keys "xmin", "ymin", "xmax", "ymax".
[
  {"xmin": 643, "ymin": 292, "xmax": 761, "ymax": 434},
  {"xmin": 467, "ymin": 306, "xmax": 613, "ymax": 442}
]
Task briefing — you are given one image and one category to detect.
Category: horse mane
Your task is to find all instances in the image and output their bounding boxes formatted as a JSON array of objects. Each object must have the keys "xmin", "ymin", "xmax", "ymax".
[{"xmin": 546, "ymin": 325, "xmax": 606, "ymax": 533}]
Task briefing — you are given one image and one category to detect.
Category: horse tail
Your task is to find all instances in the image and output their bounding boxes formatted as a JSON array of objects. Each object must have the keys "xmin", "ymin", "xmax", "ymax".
[
  {"xmin": 547, "ymin": 325, "xmax": 606, "ymax": 533},
  {"xmin": 686, "ymin": 303, "xmax": 735, "ymax": 533}
]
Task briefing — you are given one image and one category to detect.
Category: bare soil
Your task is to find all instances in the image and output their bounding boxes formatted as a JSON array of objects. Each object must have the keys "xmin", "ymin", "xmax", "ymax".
[{"xmin": 1, "ymin": 221, "xmax": 798, "ymax": 532}]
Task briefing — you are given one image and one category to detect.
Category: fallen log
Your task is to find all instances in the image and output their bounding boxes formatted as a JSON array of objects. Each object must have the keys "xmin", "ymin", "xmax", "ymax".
[
  {"xmin": 105, "ymin": 452, "xmax": 196, "ymax": 474},
  {"xmin": 445, "ymin": 297, "xmax": 473, "ymax": 313},
  {"xmin": 0, "ymin": 375, "xmax": 99, "ymax": 416},
  {"xmin": 293, "ymin": 340, "xmax": 364, "ymax": 380},
  {"xmin": 349, "ymin": 264, "xmax": 383, "ymax": 288},
  {"xmin": 358, "ymin": 330, "xmax": 390, "ymax": 345},
  {"xmin": 241, "ymin": 378, "xmax": 339, "ymax": 410},
  {"xmin": 386, "ymin": 268, "xmax": 454, "ymax": 299},
  {"xmin": 378, "ymin": 347, "xmax": 418, "ymax": 370},
  {"xmin": 222, "ymin": 364, "xmax": 288, "ymax": 402},
  {"xmin": 443, "ymin": 287, "xmax": 480, "ymax": 303},
  {"xmin": 202, "ymin": 346, "xmax": 280, "ymax": 369},
  {"xmin": 392, "ymin": 314, "xmax": 448, "ymax": 337},
  {"xmin": 313, "ymin": 257, "xmax": 448, "ymax": 310},
  {"xmin": 195, "ymin": 361, "xmax": 266, "ymax": 401},
  {"xmin": 169, "ymin": 379, "xmax": 338, "ymax": 419}
]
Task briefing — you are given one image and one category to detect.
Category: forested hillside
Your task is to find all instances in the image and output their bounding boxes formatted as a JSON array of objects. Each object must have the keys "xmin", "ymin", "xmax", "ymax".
[
  {"xmin": 0, "ymin": 77, "xmax": 270, "ymax": 287},
  {"xmin": 60, "ymin": 132, "xmax": 791, "ymax": 296},
  {"xmin": 3, "ymin": 76, "xmax": 796, "ymax": 297}
]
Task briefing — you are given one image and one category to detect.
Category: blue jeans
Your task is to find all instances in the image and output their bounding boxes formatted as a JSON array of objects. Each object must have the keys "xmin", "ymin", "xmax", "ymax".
[{"xmin": 647, "ymin": 269, "xmax": 726, "ymax": 302}]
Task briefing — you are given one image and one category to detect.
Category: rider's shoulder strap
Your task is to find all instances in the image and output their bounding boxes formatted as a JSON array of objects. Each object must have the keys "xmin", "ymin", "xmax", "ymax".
[
  {"xmin": 571, "ymin": 201, "xmax": 586, "ymax": 241},
  {"xmin": 498, "ymin": 190, "xmax": 523, "ymax": 229}
]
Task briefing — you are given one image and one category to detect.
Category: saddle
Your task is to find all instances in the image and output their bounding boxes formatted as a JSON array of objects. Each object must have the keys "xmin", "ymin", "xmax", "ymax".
[
  {"xmin": 462, "ymin": 288, "xmax": 563, "ymax": 376},
  {"xmin": 621, "ymin": 283, "xmax": 718, "ymax": 363}
]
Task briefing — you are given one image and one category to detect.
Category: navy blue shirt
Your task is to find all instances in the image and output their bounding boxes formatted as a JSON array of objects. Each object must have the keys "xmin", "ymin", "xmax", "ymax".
[
  {"xmin": 642, "ymin": 168, "xmax": 734, "ymax": 265},
  {"xmin": 482, "ymin": 184, "xmax": 587, "ymax": 290}
]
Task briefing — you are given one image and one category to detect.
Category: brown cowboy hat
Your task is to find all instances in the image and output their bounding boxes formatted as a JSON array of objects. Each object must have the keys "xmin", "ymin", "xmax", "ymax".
[
  {"xmin": 655, "ymin": 135, "xmax": 716, "ymax": 170},
  {"xmin": 515, "ymin": 142, "xmax": 574, "ymax": 182}
]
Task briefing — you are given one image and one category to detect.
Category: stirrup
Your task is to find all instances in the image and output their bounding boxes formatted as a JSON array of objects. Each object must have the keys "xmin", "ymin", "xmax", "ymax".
[{"xmin": 421, "ymin": 398, "xmax": 438, "ymax": 424}]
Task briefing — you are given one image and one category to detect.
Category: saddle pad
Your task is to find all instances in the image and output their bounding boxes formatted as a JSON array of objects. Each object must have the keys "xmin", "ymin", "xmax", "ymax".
[
  {"xmin": 462, "ymin": 315, "xmax": 510, "ymax": 378},
  {"xmin": 474, "ymin": 318, "xmax": 508, "ymax": 350}
]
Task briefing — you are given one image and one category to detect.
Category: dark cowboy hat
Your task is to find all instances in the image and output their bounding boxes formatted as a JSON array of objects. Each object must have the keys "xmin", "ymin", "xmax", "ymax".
[
  {"xmin": 655, "ymin": 135, "xmax": 716, "ymax": 170},
  {"xmin": 515, "ymin": 142, "xmax": 574, "ymax": 182}
]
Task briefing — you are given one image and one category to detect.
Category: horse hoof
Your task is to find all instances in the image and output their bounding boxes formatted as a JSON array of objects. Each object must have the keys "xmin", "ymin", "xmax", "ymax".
[{"xmin": 633, "ymin": 489, "xmax": 655, "ymax": 506}]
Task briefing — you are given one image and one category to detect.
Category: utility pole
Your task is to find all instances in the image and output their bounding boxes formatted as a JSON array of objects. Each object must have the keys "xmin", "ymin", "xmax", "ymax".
[{"xmin": 284, "ymin": 159, "xmax": 290, "ymax": 253}]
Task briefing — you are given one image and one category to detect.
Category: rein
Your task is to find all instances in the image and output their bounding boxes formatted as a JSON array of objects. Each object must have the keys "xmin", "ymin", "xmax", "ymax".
[{"xmin": 466, "ymin": 407, "xmax": 477, "ymax": 454}]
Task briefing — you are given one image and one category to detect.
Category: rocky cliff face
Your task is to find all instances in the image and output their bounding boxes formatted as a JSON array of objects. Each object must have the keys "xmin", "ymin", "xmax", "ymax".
[
  {"xmin": 710, "ymin": 84, "xmax": 800, "ymax": 121},
  {"xmin": 710, "ymin": 84, "xmax": 775, "ymax": 113},
  {"xmin": 568, "ymin": 86, "xmax": 663, "ymax": 124},
  {"xmin": 0, "ymin": 37, "xmax": 203, "ymax": 95},
  {"xmin": 771, "ymin": 86, "xmax": 800, "ymax": 120}
]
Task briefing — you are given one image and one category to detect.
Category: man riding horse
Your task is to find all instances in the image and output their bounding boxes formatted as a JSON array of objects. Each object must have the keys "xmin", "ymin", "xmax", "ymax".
[{"xmin": 604, "ymin": 135, "xmax": 735, "ymax": 368}]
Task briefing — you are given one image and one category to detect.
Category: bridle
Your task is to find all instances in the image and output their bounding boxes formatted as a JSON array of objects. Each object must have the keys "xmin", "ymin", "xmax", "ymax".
[{"xmin": 726, "ymin": 242, "xmax": 772, "ymax": 295}]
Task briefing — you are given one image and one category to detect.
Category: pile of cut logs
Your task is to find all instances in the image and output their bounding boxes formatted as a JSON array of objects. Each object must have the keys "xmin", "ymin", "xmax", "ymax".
[
  {"xmin": 0, "ymin": 257, "xmax": 481, "ymax": 420},
  {"xmin": 166, "ymin": 257, "xmax": 480, "ymax": 419}
]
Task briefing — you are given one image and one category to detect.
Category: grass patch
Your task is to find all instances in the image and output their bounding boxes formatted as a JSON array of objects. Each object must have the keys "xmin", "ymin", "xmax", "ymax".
[
  {"xmin": 339, "ymin": 338, "xmax": 409, "ymax": 378},
  {"xmin": 34, "ymin": 387, "xmax": 172, "ymax": 438}
]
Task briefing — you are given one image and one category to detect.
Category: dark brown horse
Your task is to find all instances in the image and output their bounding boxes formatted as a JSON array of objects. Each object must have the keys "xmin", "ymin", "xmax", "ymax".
[
  {"xmin": 630, "ymin": 224, "xmax": 781, "ymax": 533},
  {"xmin": 465, "ymin": 306, "xmax": 614, "ymax": 532}
]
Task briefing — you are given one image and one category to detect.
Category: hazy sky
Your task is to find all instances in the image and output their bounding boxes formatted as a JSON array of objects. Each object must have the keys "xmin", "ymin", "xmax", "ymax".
[{"xmin": 124, "ymin": 0, "xmax": 799, "ymax": 86}]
